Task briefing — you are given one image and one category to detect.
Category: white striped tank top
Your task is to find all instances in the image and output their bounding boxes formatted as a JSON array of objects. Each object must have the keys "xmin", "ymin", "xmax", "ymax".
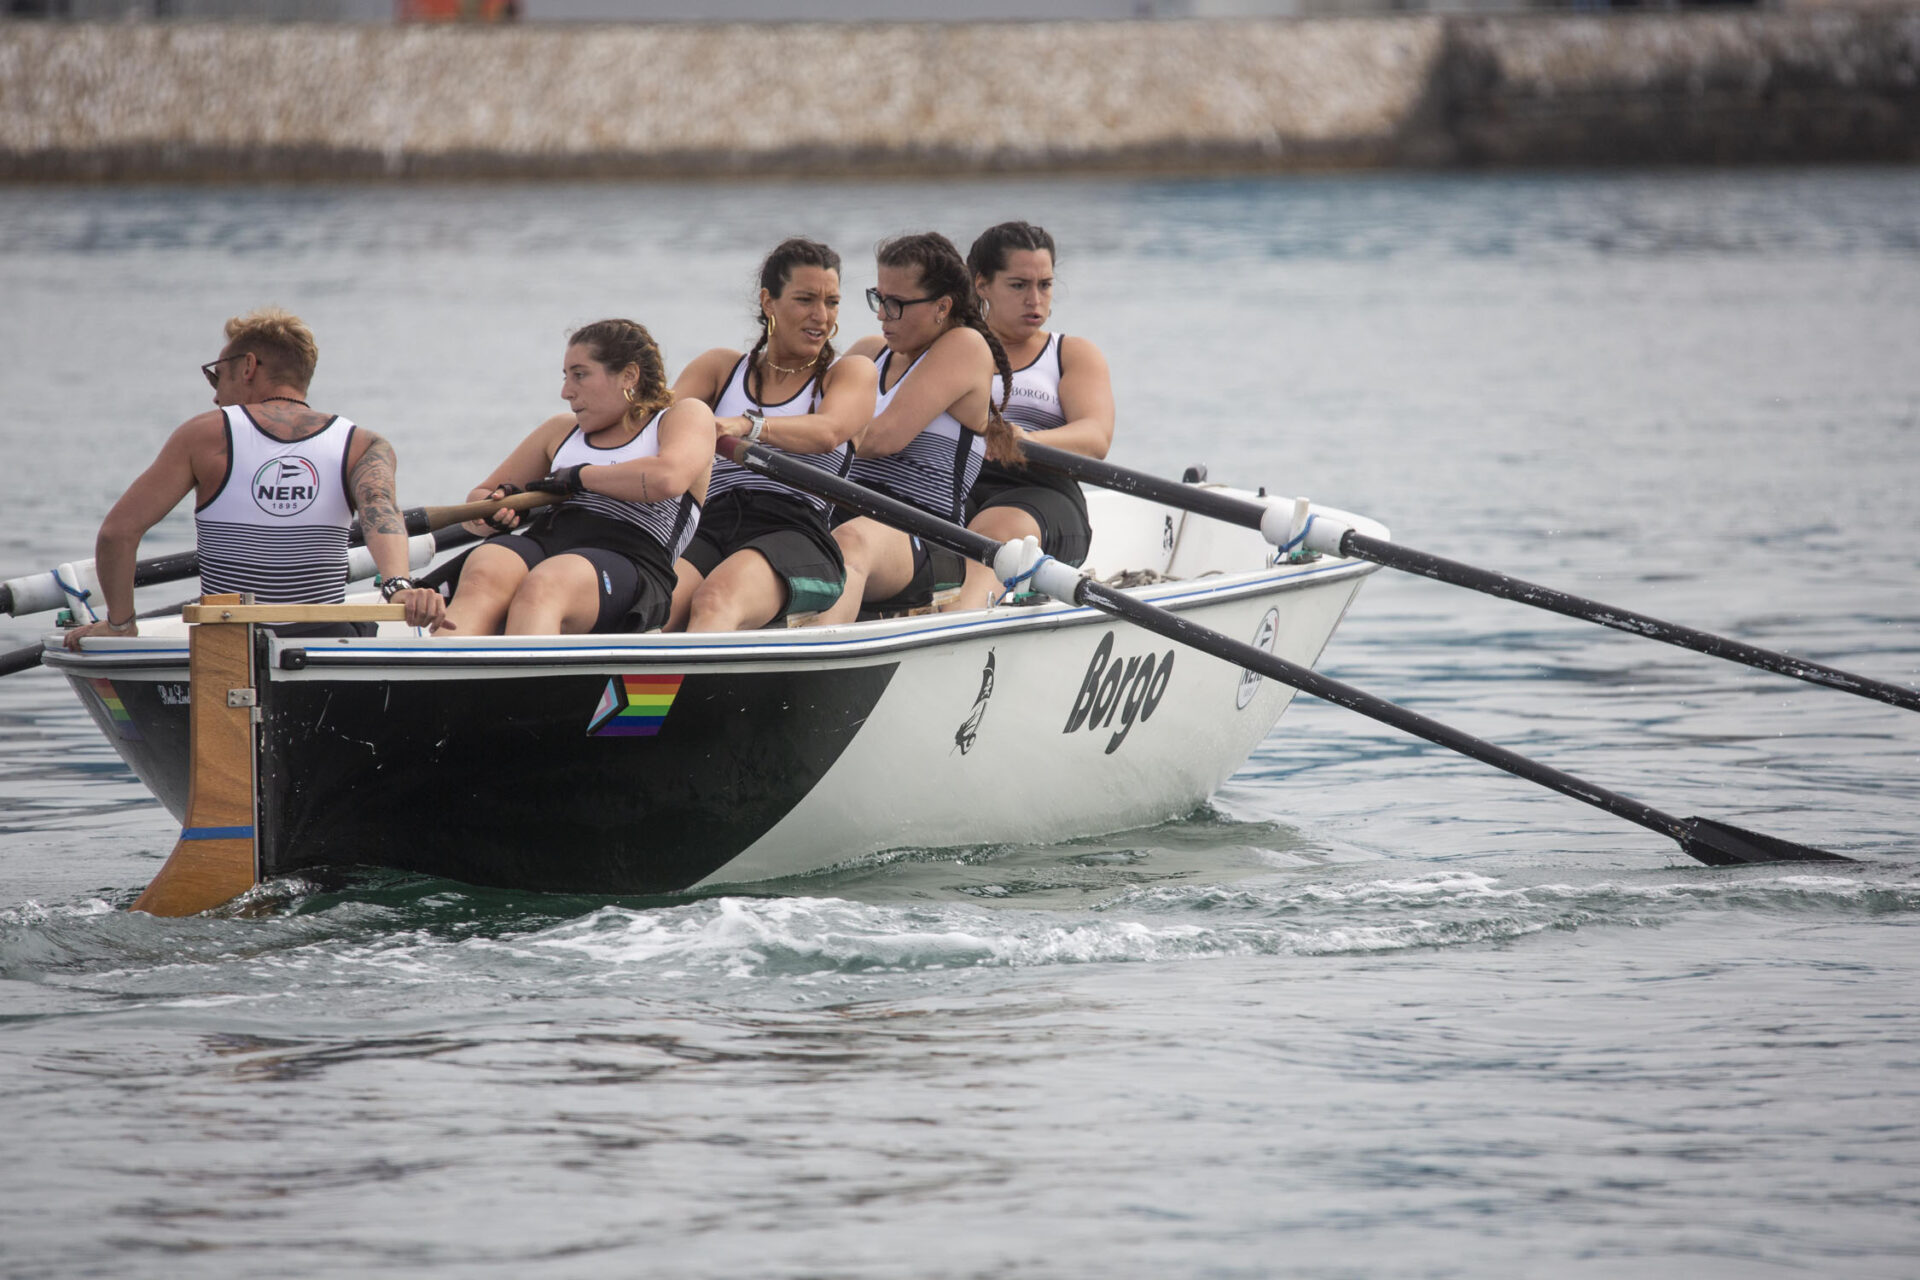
[
  {"xmin": 708, "ymin": 354, "xmax": 851, "ymax": 514},
  {"xmin": 994, "ymin": 332, "xmax": 1067, "ymax": 433},
  {"xmin": 550, "ymin": 413, "xmax": 701, "ymax": 562},
  {"xmin": 195, "ymin": 404, "xmax": 356, "ymax": 603},
  {"xmin": 849, "ymin": 348, "xmax": 984, "ymax": 522}
]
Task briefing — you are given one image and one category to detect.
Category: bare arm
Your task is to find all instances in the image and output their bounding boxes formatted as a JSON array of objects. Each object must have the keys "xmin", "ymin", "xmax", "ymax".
[
  {"xmin": 719, "ymin": 355, "xmax": 878, "ymax": 454},
  {"xmin": 63, "ymin": 418, "xmax": 207, "ymax": 648},
  {"xmin": 348, "ymin": 430, "xmax": 446, "ymax": 630},
  {"xmin": 571, "ymin": 399, "xmax": 717, "ymax": 504},
  {"xmin": 1030, "ymin": 335, "xmax": 1115, "ymax": 460},
  {"xmin": 460, "ymin": 414, "xmax": 576, "ymax": 535},
  {"xmin": 856, "ymin": 328, "xmax": 995, "ymax": 459},
  {"xmin": 670, "ymin": 348, "xmax": 741, "ymax": 408}
]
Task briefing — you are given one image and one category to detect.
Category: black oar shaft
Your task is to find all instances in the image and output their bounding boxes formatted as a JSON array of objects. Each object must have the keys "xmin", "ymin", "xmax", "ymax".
[
  {"xmin": 1079, "ymin": 578, "xmax": 1682, "ymax": 840},
  {"xmin": 724, "ymin": 438, "xmax": 1849, "ymax": 867},
  {"xmin": 1343, "ymin": 531, "xmax": 1920, "ymax": 714},
  {"xmin": 1019, "ymin": 441, "xmax": 1920, "ymax": 714}
]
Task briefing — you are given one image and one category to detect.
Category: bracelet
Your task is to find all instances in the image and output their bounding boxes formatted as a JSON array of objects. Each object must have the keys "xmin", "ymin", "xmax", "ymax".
[
  {"xmin": 379, "ymin": 576, "xmax": 417, "ymax": 602},
  {"xmin": 104, "ymin": 616, "xmax": 136, "ymax": 633}
]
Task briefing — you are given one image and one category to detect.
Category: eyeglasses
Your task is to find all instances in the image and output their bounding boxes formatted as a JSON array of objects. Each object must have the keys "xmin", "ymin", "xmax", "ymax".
[
  {"xmin": 201, "ymin": 354, "xmax": 246, "ymax": 389},
  {"xmin": 865, "ymin": 287, "xmax": 940, "ymax": 322}
]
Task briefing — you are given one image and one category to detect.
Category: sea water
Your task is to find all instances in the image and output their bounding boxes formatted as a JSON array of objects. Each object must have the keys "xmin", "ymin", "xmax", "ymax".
[{"xmin": 1, "ymin": 170, "xmax": 1917, "ymax": 1278}]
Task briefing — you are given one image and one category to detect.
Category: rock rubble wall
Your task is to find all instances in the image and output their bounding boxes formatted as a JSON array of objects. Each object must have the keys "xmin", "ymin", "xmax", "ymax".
[{"xmin": 1, "ymin": 11, "xmax": 1914, "ymax": 179}]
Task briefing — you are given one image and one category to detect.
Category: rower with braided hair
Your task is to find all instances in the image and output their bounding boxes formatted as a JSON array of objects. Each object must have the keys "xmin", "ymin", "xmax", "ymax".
[
  {"xmin": 668, "ymin": 238, "xmax": 877, "ymax": 631},
  {"xmin": 812, "ymin": 231, "xmax": 1022, "ymax": 625},
  {"xmin": 439, "ymin": 319, "xmax": 716, "ymax": 635}
]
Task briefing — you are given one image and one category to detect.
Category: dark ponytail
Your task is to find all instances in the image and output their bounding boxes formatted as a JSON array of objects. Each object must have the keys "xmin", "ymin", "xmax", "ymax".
[
  {"xmin": 875, "ymin": 231, "xmax": 1023, "ymax": 466},
  {"xmin": 746, "ymin": 236, "xmax": 842, "ymax": 410}
]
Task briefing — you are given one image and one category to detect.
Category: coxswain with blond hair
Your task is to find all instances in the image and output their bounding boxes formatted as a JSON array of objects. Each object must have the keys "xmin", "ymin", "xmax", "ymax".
[{"xmin": 63, "ymin": 307, "xmax": 445, "ymax": 650}]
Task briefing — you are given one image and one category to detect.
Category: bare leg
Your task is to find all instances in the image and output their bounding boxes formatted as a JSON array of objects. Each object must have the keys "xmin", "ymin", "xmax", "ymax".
[
  {"xmin": 502, "ymin": 555, "xmax": 605, "ymax": 635},
  {"xmin": 812, "ymin": 518, "xmax": 917, "ymax": 626},
  {"xmin": 664, "ymin": 560, "xmax": 703, "ymax": 632},
  {"xmin": 948, "ymin": 504, "xmax": 1044, "ymax": 612},
  {"xmin": 439, "ymin": 543, "xmax": 531, "ymax": 637},
  {"xmin": 687, "ymin": 549, "xmax": 788, "ymax": 633}
]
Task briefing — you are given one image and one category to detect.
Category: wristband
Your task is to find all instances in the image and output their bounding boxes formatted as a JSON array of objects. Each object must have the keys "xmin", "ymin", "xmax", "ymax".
[{"xmin": 743, "ymin": 410, "xmax": 766, "ymax": 445}]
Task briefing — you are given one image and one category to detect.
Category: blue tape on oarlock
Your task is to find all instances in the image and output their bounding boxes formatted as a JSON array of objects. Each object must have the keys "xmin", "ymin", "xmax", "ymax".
[
  {"xmin": 1276, "ymin": 513, "xmax": 1317, "ymax": 556},
  {"xmin": 1001, "ymin": 554, "xmax": 1057, "ymax": 596},
  {"xmin": 181, "ymin": 826, "xmax": 254, "ymax": 841},
  {"xmin": 53, "ymin": 569, "xmax": 99, "ymax": 622}
]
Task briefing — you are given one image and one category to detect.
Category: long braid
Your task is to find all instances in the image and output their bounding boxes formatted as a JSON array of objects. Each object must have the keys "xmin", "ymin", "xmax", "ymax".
[
  {"xmin": 875, "ymin": 231, "xmax": 1024, "ymax": 466},
  {"xmin": 748, "ymin": 236, "xmax": 842, "ymax": 411}
]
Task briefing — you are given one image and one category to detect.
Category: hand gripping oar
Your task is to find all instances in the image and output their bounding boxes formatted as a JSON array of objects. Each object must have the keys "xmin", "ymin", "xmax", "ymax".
[
  {"xmin": 1016, "ymin": 441, "xmax": 1920, "ymax": 716},
  {"xmin": 0, "ymin": 491, "xmax": 556, "ymax": 619},
  {"xmin": 719, "ymin": 437, "xmax": 1852, "ymax": 868}
]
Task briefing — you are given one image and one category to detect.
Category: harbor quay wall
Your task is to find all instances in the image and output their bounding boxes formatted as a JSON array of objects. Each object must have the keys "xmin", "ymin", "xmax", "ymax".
[{"xmin": 1, "ymin": 10, "xmax": 1917, "ymax": 181}]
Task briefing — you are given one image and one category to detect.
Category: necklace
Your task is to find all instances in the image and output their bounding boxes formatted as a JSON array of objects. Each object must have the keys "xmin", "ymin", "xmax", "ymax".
[
  {"xmin": 760, "ymin": 352, "xmax": 814, "ymax": 377},
  {"xmin": 261, "ymin": 396, "xmax": 309, "ymax": 407}
]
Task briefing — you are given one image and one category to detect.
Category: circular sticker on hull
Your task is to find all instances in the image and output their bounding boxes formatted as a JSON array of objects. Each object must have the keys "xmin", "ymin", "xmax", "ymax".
[{"xmin": 1236, "ymin": 608, "xmax": 1281, "ymax": 710}]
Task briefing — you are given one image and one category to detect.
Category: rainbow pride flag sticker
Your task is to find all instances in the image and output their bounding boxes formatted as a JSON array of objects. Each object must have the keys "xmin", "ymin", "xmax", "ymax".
[
  {"xmin": 90, "ymin": 677, "xmax": 142, "ymax": 741},
  {"xmin": 587, "ymin": 674, "xmax": 684, "ymax": 737}
]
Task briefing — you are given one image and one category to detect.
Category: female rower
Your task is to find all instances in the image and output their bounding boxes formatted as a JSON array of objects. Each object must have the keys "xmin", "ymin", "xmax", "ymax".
[
  {"xmin": 812, "ymin": 232, "xmax": 1021, "ymax": 625},
  {"xmin": 950, "ymin": 220, "xmax": 1115, "ymax": 611},
  {"xmin": 669, "ymin": 238, "xmax": 877, "ymax": 631},
  {"xmin": 440, "ymin": 319, "xmax": 715, "ymax": 636}
]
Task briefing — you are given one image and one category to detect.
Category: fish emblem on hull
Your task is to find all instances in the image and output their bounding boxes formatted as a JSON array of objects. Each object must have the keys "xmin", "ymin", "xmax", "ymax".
[{"xmin": 954, "ymin": 650, "xmax": 996, "ymax": 755}]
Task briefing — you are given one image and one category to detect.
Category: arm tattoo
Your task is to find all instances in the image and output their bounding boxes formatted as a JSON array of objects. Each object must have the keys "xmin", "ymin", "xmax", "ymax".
[{"xmin": 349, "ymin": 435, "xmax": 406, "ymax": 536}]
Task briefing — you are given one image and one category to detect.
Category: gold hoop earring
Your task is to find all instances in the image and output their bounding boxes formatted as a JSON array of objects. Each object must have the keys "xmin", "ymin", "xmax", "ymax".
[
  {"xmin": 766, "ymin": 313, "xmax": 776, "ymax": 338},
  {"xmin": 828, "ymin": 321, "xmax": 839, "ymax": 341},
  {"xmin": 623, "ymin": 386, "xmax": 637, "ymax": 405}
]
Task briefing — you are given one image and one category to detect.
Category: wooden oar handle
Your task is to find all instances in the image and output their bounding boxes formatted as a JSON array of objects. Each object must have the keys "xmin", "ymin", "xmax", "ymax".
[
  {"xmin": 412, "ymin": 490, "xmax": 558, "ymax": 534},
  {"xmin": 181, "ymin": 602, "xmax": 409, "ymax": 624}
]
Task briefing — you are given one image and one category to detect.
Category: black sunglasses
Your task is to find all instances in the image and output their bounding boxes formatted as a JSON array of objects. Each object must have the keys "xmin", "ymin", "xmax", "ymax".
[
  {"xmin": 865, "ymin": 287, "xmax": 940, "ymax": 322},
  {"xmin": 201, "ymin": 354, "xmax": 246, "ymax": 389}
]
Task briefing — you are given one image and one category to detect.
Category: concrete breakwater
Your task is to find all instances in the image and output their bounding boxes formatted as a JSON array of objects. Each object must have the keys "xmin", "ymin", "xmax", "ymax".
[{"xmin": 2, "ymin": 11, "xmax": 1916, "ymax": 180}]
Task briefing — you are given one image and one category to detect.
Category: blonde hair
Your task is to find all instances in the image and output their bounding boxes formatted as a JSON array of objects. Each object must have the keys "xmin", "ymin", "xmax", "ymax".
[{"xmin": 222, "ymin": 307, "xmax": 318, "ymax": 389}]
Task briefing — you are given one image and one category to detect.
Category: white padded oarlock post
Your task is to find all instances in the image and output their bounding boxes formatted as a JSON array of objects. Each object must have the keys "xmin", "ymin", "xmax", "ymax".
[
  {"xmin": 1256, "ymin": 500, "xmax": 1350, "ymax": 558},
  {"xmin": 55, "ymin": 561, "xmax": 103, "ymax": 622},
  {"xmin": 1301, "ymin": 511, "xmax": 1351, "ymax": 556},
  {"xmin": 3, "ymin": 559, "xmax": 98, "ymax": 618},
  {"xmin": 989, "ymin": 535, "xmax": 1086, "ymax": 605}
]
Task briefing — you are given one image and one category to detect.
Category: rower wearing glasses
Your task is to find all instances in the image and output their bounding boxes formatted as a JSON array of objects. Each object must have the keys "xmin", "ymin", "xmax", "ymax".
[
  {"xmin": 668, "ymin": 238, "xmax": 877, "ymax": 631},
  {"xmin": 949, "ymin": 221, "xmax": 1116, "ymax": 611},
  {"xmin": 811, "ymin": 232, "xmax": 1022, "ymax": 625},
  {"xmin": 62, "ymin": 308, "xmax": 444, "ymax": 651}
]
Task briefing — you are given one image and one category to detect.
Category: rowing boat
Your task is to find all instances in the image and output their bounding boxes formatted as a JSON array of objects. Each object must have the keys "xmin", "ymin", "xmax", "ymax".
[{"xmin": 39, "ymin": 485, "xmax": 1387, "ymax": 896}]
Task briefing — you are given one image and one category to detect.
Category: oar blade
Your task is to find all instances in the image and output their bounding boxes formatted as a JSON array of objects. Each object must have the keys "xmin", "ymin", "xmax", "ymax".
[
  {"xmin": 130, "ymin": 832, "xmax": 257, "ymax": 916},
  {"xmin": 1679, "ymin": 816, "xmax": 1854, "ymax": 866}
]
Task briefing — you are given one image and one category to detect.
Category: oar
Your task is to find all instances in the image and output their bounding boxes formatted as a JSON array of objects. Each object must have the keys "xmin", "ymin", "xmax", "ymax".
[
  {"xmin": 720, "ymin": 437, "xmax": 1853, "ymax": 868},
  {"xmin": 0, "ymin": 491, "xmax": 554, "ymax": 618},
  {"xmin": 1016, "ymin": 441, "xmax": 1920, "ymax": 715},
  {"xmin": 0, "ymin": 495, "xmax": 539, "ymax": 675}
]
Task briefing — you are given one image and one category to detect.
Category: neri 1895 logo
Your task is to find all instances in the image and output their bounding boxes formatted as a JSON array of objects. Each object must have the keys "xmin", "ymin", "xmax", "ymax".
[{"xmin": 252, "ymin": 457, "xmax": 321, "ymax": 516}]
